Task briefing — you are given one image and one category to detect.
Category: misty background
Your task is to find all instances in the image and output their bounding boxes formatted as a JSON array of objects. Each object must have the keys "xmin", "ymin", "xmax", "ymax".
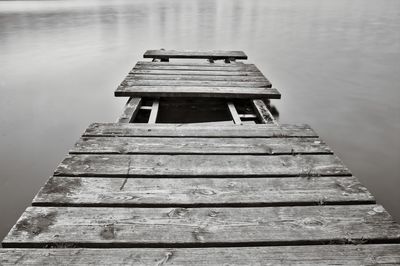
[{"xmin": 0, "ymin": 0, "xmax": 399, "ymax": 239}]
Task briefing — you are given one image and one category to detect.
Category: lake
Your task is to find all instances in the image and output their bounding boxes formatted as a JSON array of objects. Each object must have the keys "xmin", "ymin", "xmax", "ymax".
[{"xmin": 0, "ymin": 0, "xmax": 399, "ymax": 239}]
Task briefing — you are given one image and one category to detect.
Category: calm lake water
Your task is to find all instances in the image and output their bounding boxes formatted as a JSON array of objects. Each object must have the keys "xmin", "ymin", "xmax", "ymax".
[{"xmin": 0, "ymin": 0, "xmax": 399, "ymax": 239}]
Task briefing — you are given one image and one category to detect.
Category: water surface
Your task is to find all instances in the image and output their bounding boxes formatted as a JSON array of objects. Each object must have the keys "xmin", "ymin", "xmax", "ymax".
[{"xmin": 0, "ymin": 0, "xmax": 399, "ymax": 239}]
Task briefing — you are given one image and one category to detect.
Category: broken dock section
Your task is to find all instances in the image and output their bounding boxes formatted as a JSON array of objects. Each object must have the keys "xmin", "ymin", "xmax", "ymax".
[{"xmin": 1, "ymin": 50, "xmax": 400, "ymax": 265}]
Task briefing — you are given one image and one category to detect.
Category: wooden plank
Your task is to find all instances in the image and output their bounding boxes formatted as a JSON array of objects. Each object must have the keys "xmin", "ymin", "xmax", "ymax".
[
  {"xmin": 121, "ymin": 80, "xmax": 271, "ymax": 88},
  {"xmin": 134, "ymin": 63, "xmax": 258, "ymax": 71},
  {"xmin": 130, "ymin": 69, "xmax": 263, "ymax": 76},
  {"xmin": 3, "ymin": 205, "xmax": 399, "ymax": 247},
  {"xmin": 127, "ymin": 74, "xmax": 269, "ymax": 82},
  {"xmin": 144, "ymin": 50, "xmax": 247, "ymax": 60},
  {"xmin": 53, "ymin": 154, "xmax": 350, "ymax": 177},
  {"xmin": 83, "ymin": 123, "xmax": 319, "ymax": 138},
  {"xmin": 116, "ymin": 97, "xmax": 142, "ymax": 123},
  {"xmin": 147, "ymin": 99, "xmax": 159, "ymax": 124},
  {"xmin": 252, "ymin": 99, "xmax": 276, "ymax": 124},
  {"xmin": 137, "ymin": 61, "xmax": 247, "ymax": 67},
  {"xmin": 227, "ymin": 102, "xmax": 242, "ymax": 125},
  {"xmin": 183, "ymin": 121, "xmax": 234, "ymax": 126},
  {"xmin": 115, "ymin": 86, "xmax": 281, "ymax": 99},
  {"xmin": 239, "ymin": 114, "xmax": 257, "ymax": 119},
  {"xmin": 139, "ymin": 106, "xmax": 152, "ymax": 110},
  {"xmin": 70, "ymin": 137, "xmax": 332, "ymax": 155},
  {"xmin": 2, "ymin": 245, "xmax": 400, "ymax": 265},
  {"xmin": 32, "ymin": 176, "xmax": 374, "ymax": 207}
]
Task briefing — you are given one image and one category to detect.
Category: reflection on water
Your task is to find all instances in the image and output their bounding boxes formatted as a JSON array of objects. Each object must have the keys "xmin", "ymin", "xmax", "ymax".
[{"xmin": 0, "ymin": 0, "xmax": 399, "ymax": 238}]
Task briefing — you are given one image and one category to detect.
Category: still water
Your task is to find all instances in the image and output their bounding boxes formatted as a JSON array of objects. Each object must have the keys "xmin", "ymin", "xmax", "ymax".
[{"xmin": 0, "ymin": 0, "xmax": 399, "ymax": 239}]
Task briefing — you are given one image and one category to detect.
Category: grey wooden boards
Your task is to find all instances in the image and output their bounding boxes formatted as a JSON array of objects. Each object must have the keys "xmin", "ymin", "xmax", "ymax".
[
  {"xmin": 33, "ymin": 176, "xmax": 374, "ymax": 207},
  {"xmin": 115, "ymin": 61, "xmax": 281, "ymax": 98},
  {"xmin": 84, "ymin": 123, "xmax": 318, "ymax": 138},
  {"xmin": 2, "ymin": 245, "xmax": 400, "ymax": 265},
  {"xmin": 3, "ymin": 124, "xmax": 400, "ymax": 262},
  {"xmin": 3, "ymin": 205, "xmax": 400, "ymax": 248},
  {"xmin": 143, "ymin": 50, "xmax": 248, "ymax": 60}
]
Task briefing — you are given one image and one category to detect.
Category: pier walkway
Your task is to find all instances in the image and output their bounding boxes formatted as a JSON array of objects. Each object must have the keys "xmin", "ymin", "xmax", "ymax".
[{"xmin": 1, "ymin": 50, "xmax": 400, "ymax": 265}]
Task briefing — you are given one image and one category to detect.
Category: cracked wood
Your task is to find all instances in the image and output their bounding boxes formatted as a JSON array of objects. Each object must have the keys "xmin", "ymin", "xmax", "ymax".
[
  {"xmin": 3, "ymin": 205, "xmax": 400, "ymax": 247},
  {"xmin": 53, "ymin": 154, "xmax": 351, "ymax": 177}
]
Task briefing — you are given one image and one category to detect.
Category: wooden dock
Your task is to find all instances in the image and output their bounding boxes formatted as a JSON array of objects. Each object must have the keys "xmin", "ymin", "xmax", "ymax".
[{"xmin": 1, "ymin": 50, "xmax": 400, "ymax": 265}]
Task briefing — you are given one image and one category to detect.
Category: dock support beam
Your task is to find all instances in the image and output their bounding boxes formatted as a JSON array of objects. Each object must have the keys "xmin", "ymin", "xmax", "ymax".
[
  {"xmin": 148, "ymin": 99, "xmax": 160, "ymax": 124},
  {"xmin": 252, "ymin": 99, "xmax": 276, "ymax": 124},
  {"xmin": 117, "ymin": 97, "xmax": 142, "ymax": 123},
  {"xmin": 227, "ymin": 102, "xmax": 242, "ymax": 125}
]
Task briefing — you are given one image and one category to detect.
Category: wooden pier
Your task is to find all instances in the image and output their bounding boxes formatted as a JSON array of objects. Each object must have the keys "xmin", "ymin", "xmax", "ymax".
[{"xmin": 1, "ymin": 50, "xmax": 400, "ymax": 265}]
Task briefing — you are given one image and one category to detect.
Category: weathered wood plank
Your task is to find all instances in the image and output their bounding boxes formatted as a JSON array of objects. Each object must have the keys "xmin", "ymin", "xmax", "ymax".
[
  {"xmin": 3, "ymin": 205, "xmax": 399, "ymax": 247},
  {"xmin": 121, "ymin": 79, "xmax": 271, "ymax": 88},
  {"xmin": 148, "ymin": 99, "xmax": 159, "ymax": 124},
  {"xmin": 227, "ymin": 102, "xmax": 242, "ymax": 125},
  {"xmin": 182, "ymin": 121, "xmax": 234, "ymax": 126},
  {"xmin": 144, "ymin": 50, "xmax": 247, "ymax": 60},
  {"xmin": 53, "ymin": 154, "xmax": 350, "ymax": 177},
  {"xmin": 127, "ymin": 74, "xmax": 269, "ymax": 82},
  {"xmin": 2, "ymin": 245, "xmax": 400, "ymax": 265},
  {"xmin": 83, "ymin": 123, "xmax": 319, "ymax": 138},
  {"xmin": 239, "ymin": 114, "xmax": 257, "ymax": 119},
  {"xmin": 134, "ymin": 63, "xmax": 258, "ymax": 71},
  {"xmin": 115, "ymin": 86, "xmax": 281, "ymax": 99},
  {"xmin": 137, "ymin": 61, "xmax": 247, "ymax": 67},
  {"xmin": 116, "ymin": 97, "xmax": 142, "ymax": 123},
  {"xmin": 70, "ymin": 137, "xmax": 332, "ymax": 155},
  {"xmin": 32, "ymin": 176, "xmax": 374, "ymax": 207},
  {"xmin": 252, "ymin": 99, "xmax": 276, "ymax": 124},
  {"xmin": 130, "ymin": 69, "xmax": 263, "ymax": 76}
]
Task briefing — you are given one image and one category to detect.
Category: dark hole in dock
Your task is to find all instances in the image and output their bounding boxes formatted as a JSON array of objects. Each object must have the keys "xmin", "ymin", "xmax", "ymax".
[
  {"xmin": 157, "ymin": 97, "xmax": 232, "ymax": 124},
  {"xmin": 132, "ymin": 97, "xmax": 262, "ymax": 124}
]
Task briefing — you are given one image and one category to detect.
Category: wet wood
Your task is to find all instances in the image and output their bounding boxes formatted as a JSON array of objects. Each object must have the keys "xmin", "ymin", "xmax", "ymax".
[
  {"xmin": 53, "ymin": 154, "xmax": 350, "ymax": 177},
  {"xmin": 32, "ymin": 176, "xmax": 374, "ymax": 207},
  {"xmin": 115, "ymin": 85, "xmax": 281, "ymax": 99},
  {"xmin": 121, "ymin": 79, "xmax": 271, "ymax": 88},
  {"xmin": 83, "ymin": 123, "xmax": 319, "ymax": 138},
  {"xmin": 116, "ymin": 97, "xmax": 142, "ymax": 123},
  {"xmin": 144, "ymin": 50, "xmax": 247, "ymax": 60},
  {"xmin": 252, "ymin": 99, "xmax": 276, "ymax": 124},
  {"xmin": 3, "ymin": 205, "xmax": 399, "ymax": 248},
  {"xmin": 70, "ymin": 137, "xmax": 332, "ymax": 155}
]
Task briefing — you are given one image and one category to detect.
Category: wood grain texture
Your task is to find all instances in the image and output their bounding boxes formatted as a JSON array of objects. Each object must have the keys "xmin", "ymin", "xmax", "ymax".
[
  {"xmin": 115, "ymin": 85, "xmax": 281, "ymax": 99},
  {"xmin": 144, "ymin": 50, "xmax": 247, "ymax": 60},
  {"xmin": 32, "ymin": 176, "xmax": 374, "ymax": 207},
  {"xmin": 117, "ymin": 97, "xmax": 142, "ymax": 123},
  {"xmin": 53, "ymin": 154, "xmax": 350, "ymax": 177},
  {"xmin": 3, "ymin": 205, "xmax": 399, "ymax": 247},
  {"xmin": 83, "ymin": 123, "xmax": 319, "ymax": 138},
  {"xmin": 127, "ymin": 73, "xmax": 269, "ymax": 82},
  {"xmin": 252, "ymin": 99, "xmax": 276, "ymax": 124},
  {"xmin": 2, "ymin": 245, "xmax": 400, "ymax": 265},
  {"xmin": 71, "ymin": 137, "xmax": 331, "ymax": 155},
  {"xmin": 137, "ymin": 61, "xmax": 247, "ymax": 67},
  {"xmin": 148, "ymin": 99, "xmax": 159, "ymax": 124},
  {"xmin": 130, "ymin": 69, "xmax": 263, "ymax": 76},
  {"xmin": 227, "ymin": 102, "xmax": 242, "ymax": 125},
  {"xmin": 121, "ymin": 79, "xmax": 271, "ymax": 88},
  {"xmin": 134, "ymin": 63, "xmax": 258, "ymax": 71}
]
